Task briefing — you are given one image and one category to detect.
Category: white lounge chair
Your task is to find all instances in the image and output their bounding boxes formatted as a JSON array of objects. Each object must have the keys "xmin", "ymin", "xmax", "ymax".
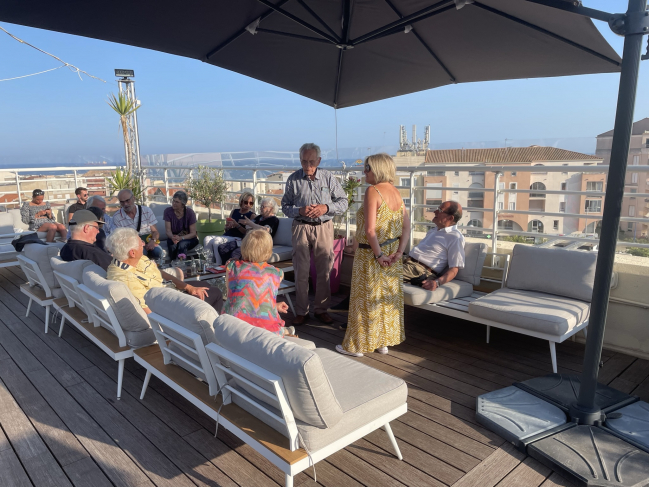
[{"xmin": 137, "ymin": 287, "xmax": 408, "ymax": 487}]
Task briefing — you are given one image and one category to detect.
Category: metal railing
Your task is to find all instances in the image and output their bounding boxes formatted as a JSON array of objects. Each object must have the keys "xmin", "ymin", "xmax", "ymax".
[{"xmin": 2, "ymin": 163, "xmax": 649, "ymax": 252}]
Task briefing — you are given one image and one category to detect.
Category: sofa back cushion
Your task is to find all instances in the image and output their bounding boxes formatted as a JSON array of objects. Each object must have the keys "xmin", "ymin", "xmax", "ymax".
[
  {"xmin": 83, "ymin": 264, "xmax": 150, "ymax": 333},
  {"xmin": 145, "ymin": 287, "xmax": 217, "ymax": 344},
  {"xmin": 50, "ymin": 256, "xmax": 94, "ymax": 284},
  {"xmin": 0, "ymin": 212, "xmax": 14, "ymax": 235},
  {"xmin": 148, "ymin": 203, "xmax": 170, "ymax": 241},
  {"xmin": 506, "ymin": 244, "xmax": 597, "ymax": 302},
  {"xmin": 455, "ymin": 242, "xmax": 487, "ymax": 286},
  {"xmin": 23, "ymin": 242, "xmax": 65, "ymax": 290},
  {"xmin": 213, "ymin": 314, "xmax": 343, "ymax": 428},
  {"xmin": 9, "ymin": 209, "xmax": 29, "ymax": 232},
  {"xmin": 273, "ymin": 218, "xmax": 293, "ymax": 247}
]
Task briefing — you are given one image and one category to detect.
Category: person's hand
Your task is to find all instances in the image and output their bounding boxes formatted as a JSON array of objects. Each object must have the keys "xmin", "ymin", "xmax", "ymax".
[
  {"xmin": 277, "ymin": 302, "xmax": 289, "ymax": 313},
  {"xmin": 225, "ymin": 220, "xmax": 236, "ymax": 229},
  {"xmin": 145, "ymin": 240, "xmax": 156, "ymax": 251},
  {"xmin": 242, "ymin": 216, "xmax": 255, "ymax": 227},
  {"xmin": 388, "ymin": 251, "xmax": 403, "ymax": 265},
  {"xmin": 377, "ymin": 254, "xmax": 391, "ymax": 268},
  {"xmin": 185, "ymin": 285, "xmax": 209, "ymax": 301},
  {"xmin": 171, "ymin": 235, "xmax": 181, "ymax": 244},
  {"xmin": 422, "ymin": 279, "xmax": 439, "ymax": 291},
  {"xmin": 299, "ymin": 206, "xmax": 309, "ymax": 217},
  {"xmin": 304, "ymin": 204, "xmax": 327, "ymax": 218}
]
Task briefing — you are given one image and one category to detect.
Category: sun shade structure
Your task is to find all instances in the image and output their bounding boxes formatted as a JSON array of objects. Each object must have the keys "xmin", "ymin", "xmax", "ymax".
[{"xmin": 0, "ymin": 0, "xmax": 620, "ymax": 108}]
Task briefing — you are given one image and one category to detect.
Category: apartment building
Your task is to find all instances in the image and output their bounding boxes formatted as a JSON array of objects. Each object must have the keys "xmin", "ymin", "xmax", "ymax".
[
  {"xmin": 420, "ymin": 146, "xmax": 604, "ymax": 236},
  {"xmin": 596, "ymin": 118, "xmax": 649, "ymax": 238}
]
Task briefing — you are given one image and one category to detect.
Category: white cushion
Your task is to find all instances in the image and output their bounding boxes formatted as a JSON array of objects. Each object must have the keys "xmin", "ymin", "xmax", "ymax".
[
  {"xmin": 23, "ymin": 242, "xmax": 65, "ymax": 290},
  {"xmin": 404, "ymin": 280, "xmax": 474, "ymax": 306},
  {"xmin": 0, "ymin": 213, "xmax": 15, "ymax": 235},
  {"xmin": 149, "ymin": 203, "xmax": 170, "ymax": 240},
  {"xmin": 9, "ymin": 209, "xmax": 29, "ymax": 231},
  {"xmin": 285, "ymin": 336, "xmax": 316, "ymax": 350},
  {"xmin": 468, "ymin": 288, "xmax": 590, "ymax": 336},
  {"xmin": 273, "ymin": 218, "xmax": 293, "ymax": 247},
  {"xmin": 213, "ymin": 314, "xmax": 343, "ymax": 428},
  {"xmin": 456, "ymin": 242, "xmax": 487, "ymax": 286},
  {"xmin": 268, "ymin": 245, "xmax": 293, "ymax": 263},
  {"xmin": 83, "ymin": 264, "xmax": 155, "ymax": 347},
  {"xmin": 50, "ymin": 256, "xmax": 94, "ymax": 283},
  {"xmin": 506, "ymin": 245, "xmax": 597, "ymax": 302}
]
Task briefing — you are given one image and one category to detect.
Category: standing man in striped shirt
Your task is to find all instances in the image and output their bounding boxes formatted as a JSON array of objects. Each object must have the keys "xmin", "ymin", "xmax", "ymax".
[{"xmin": 281, "ymin": 143, "xmax": 348, "ymax": 326}]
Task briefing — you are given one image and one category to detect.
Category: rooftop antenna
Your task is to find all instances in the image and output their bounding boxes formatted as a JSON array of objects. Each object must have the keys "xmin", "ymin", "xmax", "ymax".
[{"xmin": 115, "ymin": 69, "xmax": 142, "ymax": 183}]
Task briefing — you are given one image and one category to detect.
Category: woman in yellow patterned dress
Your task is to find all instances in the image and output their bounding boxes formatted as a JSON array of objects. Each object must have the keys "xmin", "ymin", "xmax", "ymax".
[{"xmin": 337, "ymin": 154, "xmax": 411, "ymax": 357}]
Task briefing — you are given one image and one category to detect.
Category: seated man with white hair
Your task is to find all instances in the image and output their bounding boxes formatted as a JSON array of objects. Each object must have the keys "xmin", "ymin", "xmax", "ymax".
[
  {"xmin": 61, "ymin": 209, "xmax": 112, "ymax": 270},
  {"xmin": 106, "ymin": 227, "xmax": 223, "ymax": 314}
]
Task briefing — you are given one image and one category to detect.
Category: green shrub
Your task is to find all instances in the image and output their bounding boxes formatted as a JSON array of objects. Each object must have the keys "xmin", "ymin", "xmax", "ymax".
[{"xmin": 627, "ymin": 247, "xmax": 649, "ymax": 257}]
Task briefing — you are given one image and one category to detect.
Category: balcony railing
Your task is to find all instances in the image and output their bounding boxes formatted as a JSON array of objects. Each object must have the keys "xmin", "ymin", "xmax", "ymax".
[{"xmin": 2, "ymin": 163, "xmax": 649, "ymax": 252}]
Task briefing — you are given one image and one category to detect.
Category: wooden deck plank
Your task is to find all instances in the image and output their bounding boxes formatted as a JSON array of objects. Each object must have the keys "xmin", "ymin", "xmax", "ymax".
[
  {"xmin": 539, "ymin": 472, "xmax": 579, "ymax": 487},
  {"xmin": 22, "ymin": 368, "xmax": 152, "ymax": 487},
  {"xmin": 62, "ymin": 457, "xmax": 114, "ymax": 487},
  {"xmin": 66, "ymin": 380, "xmax": 195, "ymax": 487},
  {"xmin": 0, "ymin": 375, "xmax": 72, "ymax": 487},
  {"xmin": 362, "ymin": 428, "xmax": 464, "ymax": 486},
  {"xmin": 495, "ymin": 457, "xmax": 551, "ymax": 487},
  {"xmin": 451, "ymin": 442, "xmax": 525, "ymax": 487},
  {"xmin": 617, "ymin": 357, "xmax": 649, "ymax": 386},
  {"xmin": 346, "ymin": 437, "xmax": 445, "ymax": 487},
  {"xmin": 326, "ymin": 448, "xmax": 408, "ymax": 487},
  {"xmin": 77, "ymin": 365, "xmax": 239, "ymax": 487},
  {"xmin": 631, "ymin": 375, "xmax": 649, "ymax": 402},
  {"xmin": 597, "ymin": 353, "xmax": 637, "ymax": 385},
  {"xmin": 407, "ymin": 388, "xmax": 483, "ymax": 427},
  {"xmin": 0, "ymin": 449, "xmax": 34, "ymax": 487},
  {"xmin": 0, "ymin": 358, "xmax": 89, "ymax": 467}
]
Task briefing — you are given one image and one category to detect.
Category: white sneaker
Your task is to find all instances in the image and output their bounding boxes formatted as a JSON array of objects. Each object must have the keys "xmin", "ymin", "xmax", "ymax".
[
  {"xmin": 336, "ymin": 344, "xmax": 363, "ymax": 357},
  {"xmin": 285, "ymin": 326, "xmax": 295, "ymax": 335},
  {"xmin": 376, "ymin": 347, "xmax": 388, "ymax": 354}
]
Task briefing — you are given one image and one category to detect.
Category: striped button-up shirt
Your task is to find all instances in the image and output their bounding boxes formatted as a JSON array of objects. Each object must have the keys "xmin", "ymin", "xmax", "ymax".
[{"xmin": 281, "ymin": 168, "xmax": 348, "ymax": 222}]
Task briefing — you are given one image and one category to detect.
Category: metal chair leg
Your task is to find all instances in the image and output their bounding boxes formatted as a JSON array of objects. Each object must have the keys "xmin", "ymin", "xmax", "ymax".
[
  {"xmin": 140, "ymin": 370, "xmax": 152, "ymax": 400},
  {"xmin": 25, "ymin": 298, "xmax": 32, "ymax": 317},
  {"xmin": 44, "ymin": 306, "xmax": 50, "ymax": 334},
  {"xmin": 58, "ymin": 315, "xmax": 66, "ymax": 338},
  {"xmin": 384, "ymin": 423, "xmax": 403, "ymax": 460},
  {"xmin": 117, "ymin": 359, "xmax": 125, "ymax": 400}
]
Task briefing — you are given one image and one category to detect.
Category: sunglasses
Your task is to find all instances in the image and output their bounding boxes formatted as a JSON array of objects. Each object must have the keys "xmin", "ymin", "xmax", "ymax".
[
  {"xmin": 33, "ymin": 191, "xmax": 44, "ymax": 196},
  {"xmin": 242, "ymin": 200, "xmax": 254, "ymax": 205},
  {"xmin": 435, "ymin": 206, "xmax": 452, "ymax": 215},
  {"xmin": 364, "ymin": 164, "xmax": 372, "ymax": 173}
]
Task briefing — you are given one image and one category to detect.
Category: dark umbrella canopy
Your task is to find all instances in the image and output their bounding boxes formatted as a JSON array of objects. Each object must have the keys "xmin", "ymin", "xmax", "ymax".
[{"xmin": 0, "ymin": 0, "xmax": 620, "ymax": 108}]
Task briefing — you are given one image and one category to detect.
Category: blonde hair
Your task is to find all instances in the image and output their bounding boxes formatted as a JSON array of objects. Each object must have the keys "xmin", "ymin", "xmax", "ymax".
[
  {"xmin": 366, "ymin": 153, "xmax": 396, "ymax": 184},
  {"xmin": 239, "ymin": 191, "xmax": 254, "ymax": 208},
  {"xmin": 241, "ymin": 229, "xmax": 273, "ymax": 263}
]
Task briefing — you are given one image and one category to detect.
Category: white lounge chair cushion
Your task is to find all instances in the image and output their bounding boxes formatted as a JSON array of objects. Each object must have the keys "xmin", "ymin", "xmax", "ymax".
[
  {"xmin": 404, "ymin": 280, "xmax": 473, "ymax": 306},
  {"xmin": 296, "ymin": 348, "xmax": 407, "ymax": 451},
  {"xmin": 268, "ymin": 245, "xmax": 293, "ymax": 263},
  {"xmin": 506, "ymin": 245, "xmax": 597, "ymax": 302},
  {"xmin": 273, "ymin": 218, "xmax": 293, "ymax": 247},
  {"xmin": 456, "ymin": 242, "xmax": 487, "ymax": 286},
  {"xmin": 145, "ymin": 287, "xmax": 217, "ymax": 345},
  {"xmin": 82, "ymin": 264, "xmax": 155, "ymax": 347},
  {"xmin": 468, "ymin": 288, "xmax": 590, "ymax": 336},
  {"xmin": 285, "ymin": 336, "xmax": 316, "ymax": 350},
  {"xmin": 213, "ymin": 314, "xmax": 343, "ymax": 428},
  {"xmin": 50, "ymin": 256, "xmax": 94, "ymax": 283},
  {"xmin": 149, "ymin": 203, "xmax": 169, "ymax": 241},
  {"xmin": 23, "ymin": 242, "xmax": 65, "ymax": 292}
]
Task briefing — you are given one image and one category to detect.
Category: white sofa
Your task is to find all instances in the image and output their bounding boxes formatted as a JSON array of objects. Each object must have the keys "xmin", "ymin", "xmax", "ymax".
[
  {"xmin": 8, "ymin": 208, "xmax": 48, "ymax": 240},
  {"xmin": 138, "ymin": 287, "xmax": 408, "ymax": 487},
  {"xmin": 269, "ymin": 217, "xmax": 294, "ymax": 263}
]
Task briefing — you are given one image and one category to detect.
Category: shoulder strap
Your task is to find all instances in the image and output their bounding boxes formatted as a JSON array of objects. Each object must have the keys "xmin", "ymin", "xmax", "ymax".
[
  {"xmin": 371, "ymin": 185, "xmax": 385, "ymax": 203},
  {"xmin": 136, "ymin": 205, "xmax": 142, "ymax": 233}
]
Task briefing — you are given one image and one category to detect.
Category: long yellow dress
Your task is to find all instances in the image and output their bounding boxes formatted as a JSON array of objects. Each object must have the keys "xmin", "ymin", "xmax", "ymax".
[{"xmin": 342, "ymin": 188, "xmax": 405, "ymax": 354}]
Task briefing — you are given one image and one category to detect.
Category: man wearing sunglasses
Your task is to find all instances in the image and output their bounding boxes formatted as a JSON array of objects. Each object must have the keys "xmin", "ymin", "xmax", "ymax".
[
  {"xmin": 281, "ymin": 143, "xmax": 348, "ymax": 325},
  {"xmin": 60, "ymin": 209, "xmax": 112, "ymax": 270},
  {"xmin": 111, "ymin": 189, "xmax": 163, "ymax": 260},
  {"xmin": 67, "ymin": 187, "xmax": 89, "ymax": 223},
  {"xmin": 404, "ymin": 201, "xmax": 465, "ymax": 291}
]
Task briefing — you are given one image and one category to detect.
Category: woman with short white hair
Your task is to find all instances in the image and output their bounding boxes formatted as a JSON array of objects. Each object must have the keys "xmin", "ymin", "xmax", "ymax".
[{"xmin": 223, "ymin": 196, "xmax": 281, "ymax": 262}]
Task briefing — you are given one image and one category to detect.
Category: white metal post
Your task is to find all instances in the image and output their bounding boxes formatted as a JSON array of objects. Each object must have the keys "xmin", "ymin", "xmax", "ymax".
[
  {"xmin": 409, "ymin": 170, "xmax": 416, "ymax": 249},
  {"xmin": 15, "ymin": 172, "xmax": 22, "ymax": 205},
  {"xmin": 73, "ymin": 170, "xmax": 78, "ymax": 190},
  {"xmin": 491, "ymin": 172, "xmax": 501, "ymax": 253},
  {"xmin": 164, "ymin": 169, "xmax": 169, "ymax": 204},
  {"xmin": 253, "ymin": 169, "xmax": 258, "ymax": 213}
]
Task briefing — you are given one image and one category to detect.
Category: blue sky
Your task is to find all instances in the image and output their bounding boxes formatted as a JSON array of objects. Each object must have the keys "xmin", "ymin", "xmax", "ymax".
[{"xmin": 0, "ymin": 0, "xmax": 646, "ymax": 164}]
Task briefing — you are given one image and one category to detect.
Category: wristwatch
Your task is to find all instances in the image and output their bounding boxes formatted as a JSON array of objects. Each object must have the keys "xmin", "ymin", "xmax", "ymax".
[{"xmin": 434, "ymin": 279, "xmax": 441, "ymax": 287}]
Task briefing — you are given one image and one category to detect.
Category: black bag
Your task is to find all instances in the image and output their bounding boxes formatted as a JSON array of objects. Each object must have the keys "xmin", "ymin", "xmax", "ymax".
[
  {"xmin": 218, "ymin": 240, "xmax": 240, "ymax": 263},
  {"xmin": 12, "ymin": 232, "xmax": 47, "ymax": 252}
]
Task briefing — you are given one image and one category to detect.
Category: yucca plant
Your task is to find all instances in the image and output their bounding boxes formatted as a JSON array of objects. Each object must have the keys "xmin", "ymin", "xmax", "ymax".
[
  {"xmin": 107, "ymin": 92, "xmax": 140, "ymax": 173},
  {"xmin": 108, "ymin": 167, "xmax": 144, "ymax": 203}
]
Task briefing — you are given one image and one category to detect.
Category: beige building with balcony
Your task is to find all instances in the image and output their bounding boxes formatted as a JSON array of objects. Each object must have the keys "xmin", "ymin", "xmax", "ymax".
[
  {"xmin": 421, "ymin": 146, "xmax": 604, "ymax": 236},
  {"xmin": 596, "ymin": 117, "xmax": 649, "ymax": 238}
]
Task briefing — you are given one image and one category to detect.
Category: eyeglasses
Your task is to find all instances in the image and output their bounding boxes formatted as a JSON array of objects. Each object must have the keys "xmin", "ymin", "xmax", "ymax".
[
  {"xmin": 33, "ymin": 190, "xmax": 44, "ymax": 196},
  {"xmin": 172, "ymin": 199, "xmax": 183, "ymax": 204},
  {"xmin": 86, "ymin": 223, "xmax": 100, "ymax": 230},
  {"xmin": 242, "ymin": 200, "xmax": 254, "ymax": 205},
  {"xmin": 364, "ymin": 164, "xmax": 372, "ymax": 173},
  {"xmin": 119, "ymin": 197, "xmax": 132, "ymax": 204},
  {"xmin": 435, "ymin": 206, "xmax": 452, "ymax": 216}
]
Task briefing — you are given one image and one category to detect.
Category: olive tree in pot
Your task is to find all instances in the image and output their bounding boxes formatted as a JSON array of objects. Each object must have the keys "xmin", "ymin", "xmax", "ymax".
[{"xmin": 188, "ymin": 166, "xmax": 228, "ymax": 245}]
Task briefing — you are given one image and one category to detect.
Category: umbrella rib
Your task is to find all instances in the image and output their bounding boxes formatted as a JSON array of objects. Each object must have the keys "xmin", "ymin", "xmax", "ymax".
[
  {"xmin": 296, "ymin": 0, "xmax": 340, "ymax": 41},
  {"xmin": 382, "ymin": 0, "xmax": 456, "ymax": 82},
  {"xmin": 255, "ymin": 0, "xmax": 340, "ymax": 44},
  {"xmin": 256, "ymin": 28, "xmax": 332, "ymax": 43},
  {"xmin": 204, "ymin": 0, "xmax": 293, "ymax": 59},
  {"xmin": 334, "ymin": 0, "xmax": 353, "ymax": 108},
  {"xmin": 351, "ymin": 0, "xmax": 455, "ymax": 46},
  {"xmin": 472, "ymin": 2, "xmax": 621, "ymax": 67}
]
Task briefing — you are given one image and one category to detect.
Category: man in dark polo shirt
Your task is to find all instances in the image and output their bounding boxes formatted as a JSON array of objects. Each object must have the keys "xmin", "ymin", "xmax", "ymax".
[
  {"xmin": 61, "ymin": 210, "xmax": 112, "ymax": 270},
  {"xmin": 67, "ymin": 187, "xmax": 89, "ymax": 222}
]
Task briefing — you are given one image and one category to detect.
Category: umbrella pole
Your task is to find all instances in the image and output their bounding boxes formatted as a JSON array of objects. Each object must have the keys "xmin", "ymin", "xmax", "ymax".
[{"xmin": 569, "ymin": 0, "xmax": 647, "ymax": 425}]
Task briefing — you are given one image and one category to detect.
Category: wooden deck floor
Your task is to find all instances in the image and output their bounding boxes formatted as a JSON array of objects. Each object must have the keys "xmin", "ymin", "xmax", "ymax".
[{"xmin": 0, "ymin": 264, "xmax": 648, "ymax": 487}]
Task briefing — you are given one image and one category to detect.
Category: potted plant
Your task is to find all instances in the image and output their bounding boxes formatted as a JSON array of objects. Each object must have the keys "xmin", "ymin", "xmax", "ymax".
[
  {"xmin": 188, "ymin": 165, "xmax": 228, "ymax": 244},
  {"xmin": 107, "ymin": 167, "xmax": 144, "ymax": 203}
]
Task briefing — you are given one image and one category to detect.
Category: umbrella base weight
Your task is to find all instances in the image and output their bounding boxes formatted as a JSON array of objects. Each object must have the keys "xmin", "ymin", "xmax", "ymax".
[
  {"xmin": 528, "ymin": 425, "xmax": 649, "ymax": 487},
  {"xmin": 514, "ymin": 374, "xmax": 636, "ymax": 415}
]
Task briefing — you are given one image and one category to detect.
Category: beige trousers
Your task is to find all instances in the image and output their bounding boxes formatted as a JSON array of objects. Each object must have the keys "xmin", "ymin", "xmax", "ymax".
[
  {"xmin": 402, "ymin": 256, "xmax": 437, "ymax": 283},
  {"xmin": 291, "ymin": 220, "xmax": 333, "ymax": 315}
]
